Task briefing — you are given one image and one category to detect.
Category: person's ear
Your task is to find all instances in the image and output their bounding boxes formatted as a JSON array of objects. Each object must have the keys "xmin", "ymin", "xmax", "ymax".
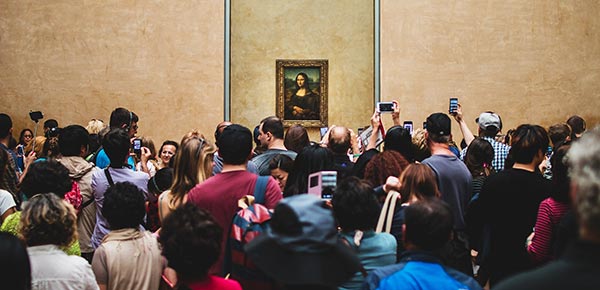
[
  {"xmin": 401, "ymin": 224, "xmax": 407, "ymax": 244},
  {"xmin": 80, "ymin": 145, "xmax": 87, "ymax": 157},
  {"xmin": 266, "ymin": 132, "xmax": 272, "ymax": 142}
]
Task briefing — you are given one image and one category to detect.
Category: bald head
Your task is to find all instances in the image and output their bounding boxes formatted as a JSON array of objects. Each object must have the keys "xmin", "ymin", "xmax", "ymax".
[
  {"xmin": 214, "ymin": 121, "xmax": 233, "ymax": 143},
  {"xmin": 328, "ymin": 126, "xmax": 351, "ymax": 155}
]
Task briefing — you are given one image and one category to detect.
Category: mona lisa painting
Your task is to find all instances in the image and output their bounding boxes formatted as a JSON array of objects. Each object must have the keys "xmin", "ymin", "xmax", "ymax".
[{"xmin": 276, "ymin": 59, "xmax": 328, "ymax": 127}]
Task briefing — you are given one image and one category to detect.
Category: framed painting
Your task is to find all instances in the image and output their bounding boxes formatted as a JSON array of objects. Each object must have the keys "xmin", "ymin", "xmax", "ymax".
[{"xmin": 276, "ymin": 59, "xmax": 328, "ymax": 127}]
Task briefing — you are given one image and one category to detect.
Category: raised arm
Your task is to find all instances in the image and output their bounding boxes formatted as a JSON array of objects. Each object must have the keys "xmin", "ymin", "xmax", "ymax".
[{"xmin": 452, "ymin": 103, "xmax": 475, "ymax": 146}]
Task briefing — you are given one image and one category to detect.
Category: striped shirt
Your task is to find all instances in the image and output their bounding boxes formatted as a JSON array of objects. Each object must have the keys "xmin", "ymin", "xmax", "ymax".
[{"xmin": 527, "ymin": 197, "xmax": 570, "ymax": 265}]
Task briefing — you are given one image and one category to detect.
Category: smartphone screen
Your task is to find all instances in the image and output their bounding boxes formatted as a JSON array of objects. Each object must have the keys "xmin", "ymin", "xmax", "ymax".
[
  {"xmin": 449, "ymin": 98, "xmax": 459, "ymax": 114},
  {"xmin": 403, "ymin": 121, "xmax": 413, "ymax": 135},
  {"xmin": 377, "ymin": 102, "xmax": 395, "ymax": 113},
  {"xmin": 133, "ymin": 139, "xmax": 142, "ymax": 154},
  {"xmin": 320, "ymin": 127, "xmax": 328, "ymax": 139}
]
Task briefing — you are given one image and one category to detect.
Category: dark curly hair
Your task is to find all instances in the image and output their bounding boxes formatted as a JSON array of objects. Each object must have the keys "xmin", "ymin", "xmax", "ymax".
[
  {"xmin": 21, "ymin": 193, "xmax": 77, "ymax": 247},
  {"xmin": 364, "ymin": 150, "xmax": 410, "ymax": 187},
  {"xmin": 332, "ymin": 177, "xmax": 380, "ymax": 231},
  {"xmin": 159, "ymin": 203, "xmax": 222, "ymax": 280},
  {"xmin": 20, "ymin": 160, "xmax": 72, "ymax": 200},
  {"xmin": 102, "ymin": 182, "xmax": 146, "ymax": 230}
]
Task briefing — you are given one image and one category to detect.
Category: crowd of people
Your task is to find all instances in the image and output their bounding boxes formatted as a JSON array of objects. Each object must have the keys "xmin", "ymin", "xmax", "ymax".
[{"xmin": 0, "ymin": 104, "xmax": 597, "ymax": 290}]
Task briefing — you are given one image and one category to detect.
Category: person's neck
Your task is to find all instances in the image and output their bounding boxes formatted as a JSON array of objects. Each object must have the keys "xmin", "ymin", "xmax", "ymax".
[
  {"xmin": 429, "ymin": 142, "xmax": 453, "ymax": 156},
  {"xmin": 0, "ymin": 137, "xmax": 8, "ymax": 147},
  {"xmin": 512, "ymin": 162, "xmax": 536, "ymax": 172},
  {"xmin": 221, "ymin": 163, "xmax": 247, "ymax": 173},
  {"xmin": 268, "ymin": 139, "xmax": 287, "ymax": 151}
]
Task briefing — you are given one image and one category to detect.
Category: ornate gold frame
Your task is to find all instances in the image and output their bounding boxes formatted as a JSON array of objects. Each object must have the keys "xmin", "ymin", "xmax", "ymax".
[{"xmin": 276, "ymin": 59, "xmax": 328, "ymax": 127}]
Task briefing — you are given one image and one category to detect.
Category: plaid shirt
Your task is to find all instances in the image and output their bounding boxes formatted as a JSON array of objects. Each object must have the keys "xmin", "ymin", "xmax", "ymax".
[
  {"xmin": 0, "ymin": 144, "xmax": 19, "ymax": 203},
  {"xmin": 460, "ymin": 136, "xmax": 511, "ymax": 172}
]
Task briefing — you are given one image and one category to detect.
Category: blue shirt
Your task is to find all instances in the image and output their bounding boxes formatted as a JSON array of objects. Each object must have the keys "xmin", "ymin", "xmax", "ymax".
[
  {"xmin": 94, "ymin": 148, "xmax": 135, "ymax": 170},
  {"xmin": 365, "ymin": 251, "xmax": 482, "ymax": 290}
]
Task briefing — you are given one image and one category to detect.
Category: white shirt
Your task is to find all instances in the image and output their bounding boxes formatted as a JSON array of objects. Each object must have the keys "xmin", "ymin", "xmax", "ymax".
[
  {"xmin": 28, "ymin": 244, "xmax": 99, "ymax": 290},
  {"xmin": 0, "ymin": 189, "xmax": 16, "ymax": 216}
]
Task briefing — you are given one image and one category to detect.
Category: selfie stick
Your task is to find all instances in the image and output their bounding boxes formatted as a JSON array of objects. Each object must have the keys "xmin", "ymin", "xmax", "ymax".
[{"xmin": 30, "ymin": 114, "xmax": 42, "ymax": 155}]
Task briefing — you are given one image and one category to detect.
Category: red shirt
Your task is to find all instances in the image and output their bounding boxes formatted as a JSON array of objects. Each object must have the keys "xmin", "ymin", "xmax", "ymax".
[{"xmin": 187, "ymin": 170, "xmax": 282, "ymax": 275}]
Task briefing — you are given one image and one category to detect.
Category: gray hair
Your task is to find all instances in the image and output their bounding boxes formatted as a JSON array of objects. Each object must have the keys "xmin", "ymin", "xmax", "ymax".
[{"xmin": 569, "ymin": 126, "xmax": 600, "ymax": 233}]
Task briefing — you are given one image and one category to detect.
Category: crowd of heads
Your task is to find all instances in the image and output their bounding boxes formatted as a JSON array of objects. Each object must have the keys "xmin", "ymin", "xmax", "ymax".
[{"xmin": 0, "ymin": 104, "xmax": 597, "ymax": 290}]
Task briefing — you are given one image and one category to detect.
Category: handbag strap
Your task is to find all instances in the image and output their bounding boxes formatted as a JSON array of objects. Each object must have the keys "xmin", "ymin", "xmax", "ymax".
[
  {"xmin": 104, "ymin": 168, "xmax": 115, "ymax": 187},
  {"xmin": 376, "ymin": 190, "xmax": 400, "ymax": 233}
]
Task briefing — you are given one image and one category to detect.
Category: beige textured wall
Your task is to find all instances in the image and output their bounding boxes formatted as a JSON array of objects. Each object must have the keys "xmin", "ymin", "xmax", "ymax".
[
  {"xmin": 0, "ymin": 1, "xmax": 224, "ymax": 144},
  {"xmin": 381, "ymin": 0, "xmax": 600, "ymax": 138},
  {"xmin": 230, "ymin": 0, "xmax": 374, "ymax": 140}
]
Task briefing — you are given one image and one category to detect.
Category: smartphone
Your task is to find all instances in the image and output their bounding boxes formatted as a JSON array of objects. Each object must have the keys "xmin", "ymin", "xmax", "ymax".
[
  {"xmin": 320, "ymin": 127, "xmax": 328, "ymax": 139},
  {"xmin": 403, "ymin": 121, "xmax": 414, "ymax": 135},
  {"xmin": 307, "ymin": 171, "xmax": 337, "ymax": 200},
  {"xmin": 29, "ymin": 111, "xmax": 43, "ymax": 122},
  {"xmin": 546, "ymin": 146, "xmax": 553, "ymax": 158},
  {"xmin": 449, "ymin": 98, "xmax": 459, "ymax": 114},
  {"xmin": 133, "ymin": 138, "xmax": 142, "ymax": 155},
  {"xmin": 377, "ymin": 102, "xmax": 395, "ymax": 113}
]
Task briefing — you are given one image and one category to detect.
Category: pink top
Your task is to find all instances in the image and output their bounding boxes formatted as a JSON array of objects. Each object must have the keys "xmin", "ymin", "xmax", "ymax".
[{"xmin": 528, "ymin": 197, "xmax": 570, "ymax": 264}]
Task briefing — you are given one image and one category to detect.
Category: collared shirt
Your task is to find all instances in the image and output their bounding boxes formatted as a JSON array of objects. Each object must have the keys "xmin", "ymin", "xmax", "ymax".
[
  {"xmin": 91, "ymin": 167, "xmax": 149, "ymax": 249},
  {"xmin": 28, "ymin": 244, "xmax": 98, "ymax": 290},
  {"xmin": 460, "ymin": 136, "xmax": 511, "ymax": 172}
]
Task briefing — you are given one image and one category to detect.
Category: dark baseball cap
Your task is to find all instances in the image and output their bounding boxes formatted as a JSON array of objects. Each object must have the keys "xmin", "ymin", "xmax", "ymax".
[{"xmin": 426, "ymin": 113, "xmax": 451, "ymax": 136}]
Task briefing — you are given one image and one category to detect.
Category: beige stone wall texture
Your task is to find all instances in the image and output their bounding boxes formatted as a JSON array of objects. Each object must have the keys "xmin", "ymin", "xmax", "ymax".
[
  {"xmin": 230, "ymin": 0, "xmax": 375, "ymax": 140},
  {"xmin": 381, "ymin": 0, "xmax": 600, "ymax": 138},
  {"xmin": 0, "ymin": 1, "xmax": 224, "ymax": 144},
  {"xmin": 2, "ymin": 1, "xmax": 598, "ymax": 148}
]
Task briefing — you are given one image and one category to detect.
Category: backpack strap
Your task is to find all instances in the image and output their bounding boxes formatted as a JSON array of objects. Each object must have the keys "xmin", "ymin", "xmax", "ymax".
[
  {"xmin": 104, "ymin": 168, "xmax": 115, "ymax": 187},
  {"xmin": 80, "ymin": 198, "xmax": 95, "ymax": 211},
  {"xmin": 253, "ymin": 176, "xmax": 269, "ymax": 205}
]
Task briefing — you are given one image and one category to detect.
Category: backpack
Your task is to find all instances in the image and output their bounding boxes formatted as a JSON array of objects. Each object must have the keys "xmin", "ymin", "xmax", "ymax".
[{"xmin": 224, "ymin": 175, "xmax": 276, "ymax": 290}]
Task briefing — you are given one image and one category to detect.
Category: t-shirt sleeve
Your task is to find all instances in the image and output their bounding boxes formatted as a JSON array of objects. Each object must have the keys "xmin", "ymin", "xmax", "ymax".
[
  {"xmin": 264, "ymin": 177, "xmax": 283, "ymax": 209},
  {"xmin": 82, "ymin": 261, "xmax": 101, "ymax": 290},
  {"xmin": 91, "ymin": 246, "xmax": 109, "ymax": 285},
  {"xmin": 0, "ymin": 190, "xmax": 16, "ymax": 216},
  {"xmin": 528, "ymin": 200, "xmax": 553, "ymax": 264}
]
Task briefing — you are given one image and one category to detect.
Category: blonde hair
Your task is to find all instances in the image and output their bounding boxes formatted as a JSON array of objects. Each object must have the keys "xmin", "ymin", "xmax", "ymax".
[
  {"xmin": 20, "ymin": 193, "xmax": 77, "ymax": 247},
  {"xmin": 25, "ymin": 136, "xmax": 46, "ymax": 157},
  {"xmin": 168, "ymin": 131, "xmax": 216, "ymax": 210},
  {"xmin": 86, "ymin": 119, "xmax": 106, "ymax": 134}
]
